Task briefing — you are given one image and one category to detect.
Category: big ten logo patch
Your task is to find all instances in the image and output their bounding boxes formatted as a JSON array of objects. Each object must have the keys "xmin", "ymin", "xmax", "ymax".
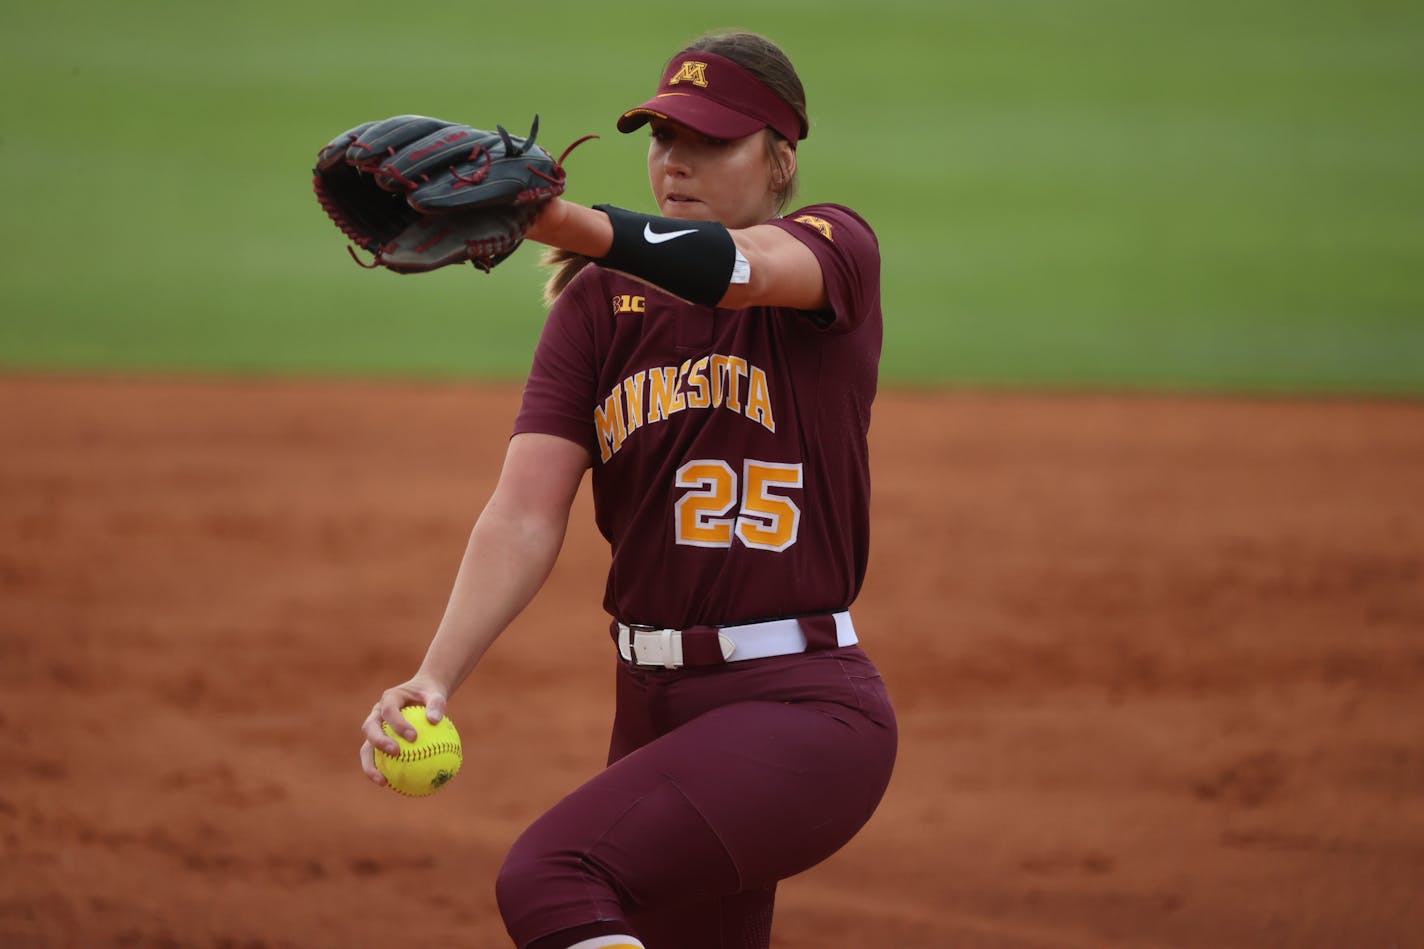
[
  {"xmin": 613, "ymin": 294, "xmax": 646, "ymax": 315},
  {"xmin": 669, "ymin": 61, "xmax": 709, "ymax": 88},
  {"xmin": 793, "ymin": 215, "xmax": 833, "ymax": 241}
]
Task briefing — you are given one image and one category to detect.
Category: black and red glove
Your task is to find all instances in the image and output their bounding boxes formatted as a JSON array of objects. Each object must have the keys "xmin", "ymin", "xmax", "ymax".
[{"xmin": 313, "ymin": 114, "xmax": 584, "ymax": 274}]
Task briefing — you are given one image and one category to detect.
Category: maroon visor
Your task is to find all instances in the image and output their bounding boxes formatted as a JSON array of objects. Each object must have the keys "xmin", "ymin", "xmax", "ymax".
[{"xmin": 617, "ymin": 51, "xmax": 807, "ymax": 144}]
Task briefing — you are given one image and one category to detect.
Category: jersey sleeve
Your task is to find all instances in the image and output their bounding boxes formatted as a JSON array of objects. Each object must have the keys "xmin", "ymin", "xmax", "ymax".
[
  {"xmin": 511, "ymin": 270, "xmax": 601, "ymax": 454},
  {"xmin": 765, "ymin": 203, "xmax": 882, "ymax": 335}
]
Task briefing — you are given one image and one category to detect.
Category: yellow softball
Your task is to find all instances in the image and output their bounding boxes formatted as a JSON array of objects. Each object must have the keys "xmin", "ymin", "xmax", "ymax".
[{"xmin": 374, "ymin": 706, "xmax": 462, "ymax": 797}]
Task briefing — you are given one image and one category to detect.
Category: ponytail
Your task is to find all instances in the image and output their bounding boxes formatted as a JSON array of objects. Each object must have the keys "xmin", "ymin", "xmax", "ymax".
[{"xmin": 542, "ymin": 248, "xmax": 594, "ymax": 306}]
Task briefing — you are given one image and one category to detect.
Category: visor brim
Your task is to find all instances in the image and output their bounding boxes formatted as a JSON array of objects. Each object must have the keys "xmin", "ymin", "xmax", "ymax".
[{"xmin": 617, "ymin": 94, "xmax": 768, "ymax": 140}]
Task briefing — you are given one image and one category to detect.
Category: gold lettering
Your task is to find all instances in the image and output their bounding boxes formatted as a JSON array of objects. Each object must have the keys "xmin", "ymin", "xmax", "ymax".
[
  {"xmin": 594, "ymin": 388, "xmax": 628, "ymax": 462},
  {"xmin": 647, "ymin": 366, "xmax": 683, "ymax": 422},
  {"xmin": 725, "ymin": 356, "xmax": 748, "ymax": 411},
  {"xmin": 746, "ymin": 366, "xmax": 775, "ymax": 433},
  {"xmin": 599, "ymin": 356, "xmax": 775, "ymax": 457},
  {"xmin": 685, "ymin": 356, "xmax": 711, "ymax": 409},
  {"xmin": 623, "ymin": 372, "xmax": 646, "ymax": 434},
  {"xmin": 709, "ymin": 355, "xmax": 729, "ymax": 408},
  {"xmin": 676, "ymin": 359, "xmax": 692, "ymax": 401}
]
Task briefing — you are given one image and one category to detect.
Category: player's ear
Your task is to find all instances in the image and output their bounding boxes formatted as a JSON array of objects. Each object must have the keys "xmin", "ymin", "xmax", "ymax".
[
  {"xmin": 774, "ymin": 136, "xmax": 797, "ymax": 188},
  {"xmin": 768, "ymin": 133, "xmax": 796, "ymax": 193}
]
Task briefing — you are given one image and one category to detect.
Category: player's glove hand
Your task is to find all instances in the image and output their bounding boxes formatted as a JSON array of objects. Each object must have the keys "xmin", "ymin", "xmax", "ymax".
[{"xmin": 313, "ymin": 114, "xmax": 588, "ymax": 274}]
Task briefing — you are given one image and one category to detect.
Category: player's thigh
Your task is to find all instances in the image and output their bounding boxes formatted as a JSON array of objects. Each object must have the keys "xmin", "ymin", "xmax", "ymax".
[
  {"xmin": 507, "ymin": 695, "xmax": 894, "ymax": 903},
  {"xmin": 646, "ymin": 696, "xmax": 896, "ymax": 887}
]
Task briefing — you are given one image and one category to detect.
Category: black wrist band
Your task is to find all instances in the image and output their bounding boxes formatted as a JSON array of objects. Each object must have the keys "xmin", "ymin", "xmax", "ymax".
[{"xmin": 592, "ymin": 205, "xmax": 736, "ymax": 306}]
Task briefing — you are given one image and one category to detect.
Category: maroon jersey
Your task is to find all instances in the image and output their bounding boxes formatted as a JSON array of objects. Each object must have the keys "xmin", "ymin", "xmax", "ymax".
[{"xmin": 513, "ymin": 203, "xmax": 882, "ymax": 628}]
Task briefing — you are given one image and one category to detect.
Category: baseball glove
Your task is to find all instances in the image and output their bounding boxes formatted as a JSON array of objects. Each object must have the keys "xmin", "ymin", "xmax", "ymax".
[{"xmin": 313, "ymin": 114, "xmax": 590, "ymax": 274}]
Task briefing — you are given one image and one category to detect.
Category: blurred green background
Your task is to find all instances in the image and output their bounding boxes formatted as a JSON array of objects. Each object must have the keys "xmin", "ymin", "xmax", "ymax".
[{"xmin": 1, "ymin": 0, "xmax": 1420, "ymax": 393}]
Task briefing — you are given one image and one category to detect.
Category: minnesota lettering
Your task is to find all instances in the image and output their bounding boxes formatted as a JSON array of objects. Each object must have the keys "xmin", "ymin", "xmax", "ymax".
[{"xmin": 595, "ymin": 354, "xmax": 776, "ymax": 462}]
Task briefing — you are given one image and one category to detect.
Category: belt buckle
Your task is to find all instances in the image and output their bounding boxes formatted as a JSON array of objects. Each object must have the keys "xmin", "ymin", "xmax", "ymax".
[{"xmin": 627, "ymin": 625, "xmax": 680, "ymax": 670}]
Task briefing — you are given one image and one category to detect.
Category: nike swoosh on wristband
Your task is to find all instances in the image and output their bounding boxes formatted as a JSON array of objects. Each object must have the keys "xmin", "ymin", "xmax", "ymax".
[{"xmin": 643, "ymin": 223, "xmax": 698, "ymax": 244}]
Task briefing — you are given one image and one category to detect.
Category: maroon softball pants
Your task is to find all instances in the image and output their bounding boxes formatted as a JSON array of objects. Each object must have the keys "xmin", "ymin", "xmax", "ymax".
[{"xmin": 496, "ymin": 644, "xmax": 897, "ymax": 949}]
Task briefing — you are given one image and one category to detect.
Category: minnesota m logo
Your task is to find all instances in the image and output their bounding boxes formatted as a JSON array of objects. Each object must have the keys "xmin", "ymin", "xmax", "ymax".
[
  {"xmin": 669, "ymin": 61, "xmax": 709, "ymax": 88},
  {"xmin": 793, "ymin": 215, "xmax": 834, "ymax": 241}
]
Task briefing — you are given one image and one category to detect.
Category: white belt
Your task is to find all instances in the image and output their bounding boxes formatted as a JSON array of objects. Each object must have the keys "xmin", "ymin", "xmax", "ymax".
[{"xmin": 616, "ymin": 612, "xmax": 858, "ymax": 670}]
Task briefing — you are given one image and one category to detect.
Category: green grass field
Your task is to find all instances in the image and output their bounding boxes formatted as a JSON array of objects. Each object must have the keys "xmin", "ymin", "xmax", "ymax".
[{"xmin": 2, "ymin": 0, "xmax": 1421, "ymax": 393}]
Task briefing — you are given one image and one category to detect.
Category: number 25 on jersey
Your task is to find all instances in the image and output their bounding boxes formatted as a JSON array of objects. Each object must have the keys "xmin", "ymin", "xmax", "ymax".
[{"xmin": 674, "ymin": 459, "xmax": 803, "ymax": 552}]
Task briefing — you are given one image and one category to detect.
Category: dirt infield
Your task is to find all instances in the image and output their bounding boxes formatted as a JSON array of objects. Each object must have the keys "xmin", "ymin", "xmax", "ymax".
[{"xmin": 2, "ymin": 376, "xmax": 1421, "ymax": 948}]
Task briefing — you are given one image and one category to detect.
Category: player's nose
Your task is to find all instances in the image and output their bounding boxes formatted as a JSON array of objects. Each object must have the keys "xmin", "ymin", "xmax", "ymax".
[{"xmin": 659, "ymin": 145, "xmax": 692, "ymax": 177}]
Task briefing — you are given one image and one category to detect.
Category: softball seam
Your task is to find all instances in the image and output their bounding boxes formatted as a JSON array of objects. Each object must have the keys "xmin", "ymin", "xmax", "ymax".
[{"xmin": 388, "ymin": 740, "xmax": 461, "ymax": 762}]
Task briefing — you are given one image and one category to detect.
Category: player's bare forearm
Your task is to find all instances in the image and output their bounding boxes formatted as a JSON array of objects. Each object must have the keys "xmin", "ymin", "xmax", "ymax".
[
  {"xmin": 414, "ymin": 502, "xmax": 565, "ymax": 692},
  {"xmin": 526, "ymin": 198, "xmax": 614, "ymax": 258},
  {"xmin": 414, "ymin": 434, "xmax": 589, "ymax": 696}
]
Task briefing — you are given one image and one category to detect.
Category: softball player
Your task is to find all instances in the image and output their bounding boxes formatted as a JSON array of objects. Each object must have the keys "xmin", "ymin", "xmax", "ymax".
[{"xmin": 360, "ymin": 30, "xmax": 896, "ymax": 949}]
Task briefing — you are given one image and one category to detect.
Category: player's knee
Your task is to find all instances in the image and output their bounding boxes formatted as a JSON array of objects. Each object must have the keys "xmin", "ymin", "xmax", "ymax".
[
  {"xmin": 494, "ymin": 839, "xmax": 553, "ymax": 926},
  {"xmin": 496, "ymin": 833, "xmax": 624, "ymax": 941}
]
